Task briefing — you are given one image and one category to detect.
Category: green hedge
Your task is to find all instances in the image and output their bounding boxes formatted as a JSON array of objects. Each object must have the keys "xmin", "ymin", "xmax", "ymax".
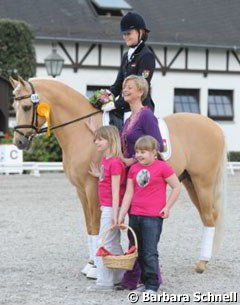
[
  {"xmin": 228, "ymin": 151, "xmax": 240, "ymax": 162},
  {"xmin": 0, "ymin": 19, "xmax": 36, "ymax": 79},
  {"xmin": 23, "ymin": 133, "xmax": 62, "ymax": 161}
]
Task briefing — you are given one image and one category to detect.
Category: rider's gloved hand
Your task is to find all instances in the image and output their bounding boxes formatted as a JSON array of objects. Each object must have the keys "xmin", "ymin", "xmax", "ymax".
[{"xmin": 101, "ymin": 101, "xmax": 116, "ymax": 112}]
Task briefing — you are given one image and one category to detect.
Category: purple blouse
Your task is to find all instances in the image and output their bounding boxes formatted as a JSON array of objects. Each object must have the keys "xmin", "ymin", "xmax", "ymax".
[{"xmin": 121, "ymin": 108, "xmax": 163, "ymax": 158}]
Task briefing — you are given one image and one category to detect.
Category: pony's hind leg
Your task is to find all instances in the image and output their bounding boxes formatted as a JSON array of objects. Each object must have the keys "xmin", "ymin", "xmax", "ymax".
[
  {"xmin": 183, "ymin": 178, "xmax": 201, "ymax": 214},
  {"xmin": 192, "ymin": 177, "xmax": 219, "ymax": 273},
  {"xmin": 183, "ymin": 179, "xmax": 209, "ymax": 273}
]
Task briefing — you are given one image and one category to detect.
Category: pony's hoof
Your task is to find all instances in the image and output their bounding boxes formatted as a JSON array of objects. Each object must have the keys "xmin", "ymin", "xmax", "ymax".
[
  {"xmin": 81, "ymin": 261, "xmax": 94, "ymax": 275},
  {"xmin": 195, "ymin": 260, "xmax": 208, "ymax": 273},
  {"xmin": 86, "ymin": 265, "xmax": 97, "ymax": 279}
]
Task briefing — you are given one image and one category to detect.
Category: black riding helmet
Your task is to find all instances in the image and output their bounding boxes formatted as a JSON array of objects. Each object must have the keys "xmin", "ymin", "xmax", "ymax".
[{"xmin": 120, "ymin": 12, "xmax": 150, "ymax": 33}]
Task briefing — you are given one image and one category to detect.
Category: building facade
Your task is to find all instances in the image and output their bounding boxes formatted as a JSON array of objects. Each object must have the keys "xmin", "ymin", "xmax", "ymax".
[
  {"xmin": 1, "ymin": 0, "xmax": 240, "ymax": 151},
  {"xmin": 35, "ymin": 40, "xmax": 240, "ymax": 151}
]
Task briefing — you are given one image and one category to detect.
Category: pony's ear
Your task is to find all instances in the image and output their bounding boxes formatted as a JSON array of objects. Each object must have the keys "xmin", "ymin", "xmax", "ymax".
[
  {"xmin": 9, "ymin": 76, "xmax": 18, "ymax": 89},
  {"xmin": 18, "ymin": 75, "xmax": 26, "ymax": 87}
]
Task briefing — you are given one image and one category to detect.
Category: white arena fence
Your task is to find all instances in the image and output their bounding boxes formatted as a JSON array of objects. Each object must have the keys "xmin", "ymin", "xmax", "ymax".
[
  {"xmin": 0, "ymin": 161, "xmax": 240, "ymax": 176},
  {"xmin": 0, "ymin": 162, "xmax": 63, "ymax": 176}
]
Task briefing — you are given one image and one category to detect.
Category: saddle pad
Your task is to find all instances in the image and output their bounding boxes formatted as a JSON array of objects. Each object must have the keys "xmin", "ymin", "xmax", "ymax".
[{"xmin": 157, "ymin": 117, "xmax": 172, "ymax": 161}]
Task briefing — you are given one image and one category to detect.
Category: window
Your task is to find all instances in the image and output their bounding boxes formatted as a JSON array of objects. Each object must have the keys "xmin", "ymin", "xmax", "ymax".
[
  {"xmin": 174, "ymin": 89, "xmax": 200, "ymax": 113},
  {"xmin": 86, "ymin": 85, "xmax": 108, "ymax": 98},
  {"xmin": 208, "ymin": 90, "xmax": 233, "ymax": 121},
  {"xmin": 90, "ymin": 0, "xmax": 131, "ymax": 17}
]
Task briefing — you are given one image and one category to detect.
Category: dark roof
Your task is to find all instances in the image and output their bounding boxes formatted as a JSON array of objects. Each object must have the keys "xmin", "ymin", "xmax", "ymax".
[{"xmin": 0, "ymin": 0, "xmax": 240, "ymax": 49}]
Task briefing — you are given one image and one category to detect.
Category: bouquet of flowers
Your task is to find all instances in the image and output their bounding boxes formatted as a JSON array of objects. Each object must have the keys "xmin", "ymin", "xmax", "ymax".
[{"xmin": 89, "ymin": 89, "xmax": 115, "ymax": 110}]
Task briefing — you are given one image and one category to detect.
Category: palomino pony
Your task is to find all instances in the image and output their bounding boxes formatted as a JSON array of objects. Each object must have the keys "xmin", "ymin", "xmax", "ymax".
[{"xmin": 10, "ymin": 77, "xmax": 226, "ymax": 277}]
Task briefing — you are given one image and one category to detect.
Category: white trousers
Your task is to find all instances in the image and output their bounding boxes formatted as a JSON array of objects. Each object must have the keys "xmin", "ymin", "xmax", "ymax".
[
  {"xmin": 102, "ymin": 111, "xmax": 131, "ymax": 126},
  {"xmin": 96, "ymin": 206, "xmax": 124, "ymax": 286}
]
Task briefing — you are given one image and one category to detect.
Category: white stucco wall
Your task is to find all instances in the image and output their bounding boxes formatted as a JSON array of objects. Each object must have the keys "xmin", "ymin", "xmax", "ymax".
[{"xmin": 35, "ymin": 43, "xmax": 240, "ymax": 151}]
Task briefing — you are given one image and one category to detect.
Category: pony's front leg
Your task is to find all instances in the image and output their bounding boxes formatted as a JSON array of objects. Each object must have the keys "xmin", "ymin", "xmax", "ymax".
[
  {"xmin": 76, "ymin": 186, "xmax": 100, "ymax": 279},
  {"xmin": 83, "ymin": 179, "xmax": 101, "ymax": 279}
]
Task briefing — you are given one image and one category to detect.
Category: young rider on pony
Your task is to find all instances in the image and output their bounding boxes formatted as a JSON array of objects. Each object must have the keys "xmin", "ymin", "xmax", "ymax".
[{"xmin": 99, "ymin": 12, "xmax": 156, "ymax": 128}]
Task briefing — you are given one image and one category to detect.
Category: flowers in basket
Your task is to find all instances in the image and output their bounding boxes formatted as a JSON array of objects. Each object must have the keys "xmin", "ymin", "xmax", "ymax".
[{"xmin": 89, "ymin": 89, "xmax": 115, "ymax": 110}]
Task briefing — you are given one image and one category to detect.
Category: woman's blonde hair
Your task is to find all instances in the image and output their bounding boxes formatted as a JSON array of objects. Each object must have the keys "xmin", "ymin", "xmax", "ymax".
[
  {"xmin": 94, "ymin": 125, "xmax": 122, "ymax": 157},
  {"xmin": 123, "ymin": 75, "xmax": 149, "ymax": 101},
  {"xmin": 135, "ymin": 135, "xmax": 163, "ymax": 160}
]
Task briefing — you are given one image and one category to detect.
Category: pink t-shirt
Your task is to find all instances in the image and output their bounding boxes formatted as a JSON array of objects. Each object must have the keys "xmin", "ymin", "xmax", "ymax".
[
  {"xmin": 128, "ymin": 160, "xmax": 174, "ymax": 217},
  {"xmin": 98, "ymin": 157, "xmax": 126, "ymax": 207}
]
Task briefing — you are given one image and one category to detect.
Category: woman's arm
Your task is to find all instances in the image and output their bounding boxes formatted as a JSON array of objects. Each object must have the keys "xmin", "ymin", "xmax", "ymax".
[
  {"xmin": 85, "ymin": 116, "xmax": 98, "ymax": 133},
  {"xmin": 120, "ymin": 156, "xmax": 136, "ymax": 167},
  {"xmin": 137, "ymin": 52, "xmax": 155, "ymax": 84},
  {"xmin": 117, "ymin": 178, "xmax": 134, "ymax": 224},
  {"xmin": 143, "ymin": 110, "xmax": 163, "ymax": 151},
  {"xmin": 160, "ymin": 173, "xmax": 181, "ymax": 218}
]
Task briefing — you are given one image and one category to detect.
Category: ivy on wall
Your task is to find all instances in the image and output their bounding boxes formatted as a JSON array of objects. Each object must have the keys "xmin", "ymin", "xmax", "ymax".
[
  {"xmin": 228, "ymin": 151, "xmax": 240, "ymax": 162},
  {"xmin": 0, "ymin": 19, "xmax": 36, "ymax": 79}
]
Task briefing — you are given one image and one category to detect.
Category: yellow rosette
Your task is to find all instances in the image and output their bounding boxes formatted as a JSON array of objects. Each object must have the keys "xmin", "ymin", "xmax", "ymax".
[{"xmin": 37, "ymin": 102, "xmax": 51, "ymax": 136}]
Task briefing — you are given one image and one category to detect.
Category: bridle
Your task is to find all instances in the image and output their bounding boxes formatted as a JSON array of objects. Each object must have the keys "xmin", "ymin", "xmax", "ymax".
[
  {"xmin": 14, "ymin": 81, "xmax": 39, "ymax": 140},
  {"xmin": 13, "ymin": 81, "xmax": 101, "ymax": 141}
]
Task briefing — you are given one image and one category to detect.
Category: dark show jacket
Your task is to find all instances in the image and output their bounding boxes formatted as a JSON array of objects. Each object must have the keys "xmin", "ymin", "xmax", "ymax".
[{"xmin": 110, "ymin": 42, "xmax": 156, "ymax": 113}]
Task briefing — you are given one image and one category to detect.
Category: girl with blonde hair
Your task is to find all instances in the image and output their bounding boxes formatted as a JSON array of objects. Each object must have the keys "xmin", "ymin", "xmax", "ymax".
[
  {"xmin": 88, "ymin": 125, "xmax": 126, "ymax": 291},
  {"xmin": 118, "ymin": 135, "xmax": 181, "ymax": 294}
]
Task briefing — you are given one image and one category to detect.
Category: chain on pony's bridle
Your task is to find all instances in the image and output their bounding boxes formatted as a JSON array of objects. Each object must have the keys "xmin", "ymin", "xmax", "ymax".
[{"xmin": 13, "ymin": 81, "xmax": 101, "ymax": 141}]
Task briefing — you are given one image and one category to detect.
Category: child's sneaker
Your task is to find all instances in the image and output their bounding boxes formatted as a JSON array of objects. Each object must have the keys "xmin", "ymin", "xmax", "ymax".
[
  {"xmin": 145, "ymin": 289, "xmax": 158, "ymax": 295},
  {"xmin": 132, "ymin": 284, "xmax": 145, "ymax": 294}
]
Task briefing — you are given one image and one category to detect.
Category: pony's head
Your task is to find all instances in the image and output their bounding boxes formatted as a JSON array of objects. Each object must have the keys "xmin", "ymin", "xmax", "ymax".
[{"xmin": 10, "ymin": 76, "xmax": 47, "ymax": 150}]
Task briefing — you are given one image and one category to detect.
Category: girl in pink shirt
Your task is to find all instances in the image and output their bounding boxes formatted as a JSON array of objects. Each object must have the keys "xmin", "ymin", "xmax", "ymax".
[
  {"xmin": 88, "ymin": 126, "xmax": 126, "ymax": 291},
  {"xmin": 118, "ymin": 135, "xmax": 181, "ymax": 294}
]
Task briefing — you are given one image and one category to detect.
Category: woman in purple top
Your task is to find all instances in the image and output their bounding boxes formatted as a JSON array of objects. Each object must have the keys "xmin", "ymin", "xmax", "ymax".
[
  {"xmin": 117, "ymin": 75, "xmax": 163, "ymax": 291},
  {"xmin": 120, "ymin": 75, "xmax": 163, "ymax": 167}
]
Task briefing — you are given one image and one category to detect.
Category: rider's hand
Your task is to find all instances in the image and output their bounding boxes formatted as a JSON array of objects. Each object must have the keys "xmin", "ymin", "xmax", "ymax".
[{"xmin": 101, "ymin": 101, "xmax": 116, "ymax": 112}]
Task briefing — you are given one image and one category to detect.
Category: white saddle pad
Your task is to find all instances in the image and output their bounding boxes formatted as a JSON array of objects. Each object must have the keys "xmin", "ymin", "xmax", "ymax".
[{"xmin": 158, "ymin": 118, "xmax": 172, "ymax": 161}]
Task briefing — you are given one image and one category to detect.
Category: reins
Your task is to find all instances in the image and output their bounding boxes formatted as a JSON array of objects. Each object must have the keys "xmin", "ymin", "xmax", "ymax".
[
  {"xmin": 13, "ymin": 80, "xmax": 101, "ymax": 138},
  {"xmin": 37, "ymin": 110, "xmax": 101, "ymax": 134}
]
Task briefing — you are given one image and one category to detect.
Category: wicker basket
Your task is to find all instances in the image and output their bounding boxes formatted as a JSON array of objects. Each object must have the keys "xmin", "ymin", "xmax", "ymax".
[{"xmin": 100, "ymin": 224, "xmax": 138, "ymax": 270}]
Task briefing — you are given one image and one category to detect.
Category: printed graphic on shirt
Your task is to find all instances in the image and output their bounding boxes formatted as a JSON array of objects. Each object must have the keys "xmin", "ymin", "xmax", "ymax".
[
  {"xmin": 99, "ymin": 164, "xmax": 105, "ymax": 181},
  {"xmin": 136, "ymin": 169, "xmax": 150, "ymax": 187},
  {"xmin": 142, "ymin": 70, "xmax": 150, "ymax": 78}
]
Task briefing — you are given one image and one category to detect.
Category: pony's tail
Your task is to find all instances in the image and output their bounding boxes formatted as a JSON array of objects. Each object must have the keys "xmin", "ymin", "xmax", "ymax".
[{"xmin": 212, "ymin": 137, "xmax": 227, "ymax": 255}]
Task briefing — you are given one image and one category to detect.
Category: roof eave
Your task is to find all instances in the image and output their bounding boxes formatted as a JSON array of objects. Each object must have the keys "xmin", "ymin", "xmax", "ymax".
[{"xmin": 35, "ymin": 36, "xmax": 240, "ymax": 50}]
